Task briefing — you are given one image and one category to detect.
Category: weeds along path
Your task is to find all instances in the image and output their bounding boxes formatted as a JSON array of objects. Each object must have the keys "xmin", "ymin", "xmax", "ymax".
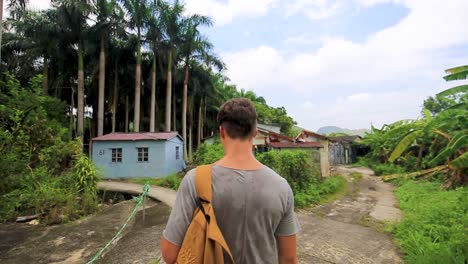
[{"xmin": 296, "ymin": 166, "xmax": 402, "ymax": 264}]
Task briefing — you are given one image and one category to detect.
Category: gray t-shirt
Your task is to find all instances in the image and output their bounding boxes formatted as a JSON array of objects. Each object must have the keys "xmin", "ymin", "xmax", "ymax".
[{"xmin": 163, "ymin": 164, "xmax": 301, "ymax": 264}]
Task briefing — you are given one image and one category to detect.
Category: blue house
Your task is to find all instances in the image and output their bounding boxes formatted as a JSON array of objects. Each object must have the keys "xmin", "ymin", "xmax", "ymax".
[{"xmin": 91, "ymin": 132, "xmax": 185, "ymax": 178}]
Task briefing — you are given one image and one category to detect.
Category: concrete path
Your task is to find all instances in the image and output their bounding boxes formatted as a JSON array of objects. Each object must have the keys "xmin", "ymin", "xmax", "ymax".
[
  {"xmin": 97, "ymin": 168, "xmax": 403, "ymax": 264},
  {"xmin": 98, "ymin": 181, "xmax": 177, "ymax": 207},
  {"xmin": 297, "ymin": 166, "xmax": 402, "ymax": 263}
]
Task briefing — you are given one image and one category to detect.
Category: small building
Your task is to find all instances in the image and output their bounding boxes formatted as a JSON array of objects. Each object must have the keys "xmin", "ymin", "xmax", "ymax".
[
  {"xmin": 91, "ymin": 132, "xmax": 185, "ymax": 178},
  {"xmin": 297, "ymin": 130, "xmax": 331, "ymax": 177},
  {"xmin": 328, "ymin": 135, "xmax": 363, "ymax": 165}
]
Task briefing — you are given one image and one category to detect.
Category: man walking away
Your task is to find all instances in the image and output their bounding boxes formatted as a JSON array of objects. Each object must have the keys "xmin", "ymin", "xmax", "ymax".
[{"xmin": 161, "ymin": 98, "xmax": 300, "ymax": 264}]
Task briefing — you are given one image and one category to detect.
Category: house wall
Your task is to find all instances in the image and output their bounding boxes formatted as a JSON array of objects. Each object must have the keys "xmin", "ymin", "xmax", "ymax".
[
  {"xmin": 301, "ymin": 134, "xmax": 330, "ymax": 177},
  {"xmin": 329, "ymin": 142, "xmax": 356, "ymax": 165},
  {"xmin": 164, "ymin": 138, "xmax": 186, "ymax": 175},
  {"xmin": 319, "ymin": 139, "xmax": 331, "ymax": 177},
  {"xmin": 92, "ymin": 140, "xmax": 183, "ymax": 178}
]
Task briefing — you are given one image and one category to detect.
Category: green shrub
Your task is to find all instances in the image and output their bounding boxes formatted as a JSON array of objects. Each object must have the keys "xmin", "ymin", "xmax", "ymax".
[
  {"xmin": 0, "ymin": 158, "xmax": 100, "ymax": 224},
  {"xmin": 393, "ymin": 181, "xmax": 468, "ymax": 263},
  {"xmin": 194, "ymin": 142, "xmax": 224, "ymax": 165},
  {"xmin": 257, "ymin": 150, "xmax": 320, "ymax": 192},
  {"xmin": 257, "ymin": 150, "xmax": 345, "ymax": 207}
]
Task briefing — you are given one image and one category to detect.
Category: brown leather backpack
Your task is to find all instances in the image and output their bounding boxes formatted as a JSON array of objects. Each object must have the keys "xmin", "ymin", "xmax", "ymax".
[{"xmin": 176, "ymin": 164, "xmax": 235, "ymax": 264}]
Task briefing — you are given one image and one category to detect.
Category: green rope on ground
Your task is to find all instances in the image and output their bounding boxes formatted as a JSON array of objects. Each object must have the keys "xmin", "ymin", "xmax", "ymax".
[{"xmin": 86, "ymin": 182, "xmax": 150, "ymax": 264}]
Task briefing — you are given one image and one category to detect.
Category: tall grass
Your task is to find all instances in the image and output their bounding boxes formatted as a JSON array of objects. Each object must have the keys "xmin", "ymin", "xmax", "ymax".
[{"xmin": 393, "ymin": 180, "xmax": 467, "ymax": 263}]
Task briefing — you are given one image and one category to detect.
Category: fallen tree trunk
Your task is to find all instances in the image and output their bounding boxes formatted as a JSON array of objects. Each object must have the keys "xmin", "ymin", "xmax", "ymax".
[
  {"xmin": 382, "ymin": 165, "xmax": 448, "ymax": 182},
  {"xmin": 16, "ymin": 213, "xmax": 42, "ymax": 222}
]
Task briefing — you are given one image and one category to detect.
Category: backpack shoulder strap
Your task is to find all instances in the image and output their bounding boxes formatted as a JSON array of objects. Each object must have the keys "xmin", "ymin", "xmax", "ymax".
[{"xmin": 195, "ymin": 164, "xmax": 213, "ymax": 203}]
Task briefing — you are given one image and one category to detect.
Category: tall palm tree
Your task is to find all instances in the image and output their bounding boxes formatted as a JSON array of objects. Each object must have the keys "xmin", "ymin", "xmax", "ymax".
[
  {"xmin": 54, "ymin": 0, "xmax": 93, "ymax": 140},
  {"xmin": 1, "ymin": 0, "xmax": 29, "ymax": 70},
  {"xmin": 6, "ymin": 9, "xmax": 59, "ymax": 95},
  {"xmin": 159, "ymin": 0, "xmax": 184, "ymax": 132},
  {"xmin": 120, "ymin": 0, "xmax": 149, "ymax": 133},
  {"xmin": 179, "ymin": 15, "xmax": 223, "ymax": 161},
  {"xmin": 92, "ymin": 0, "xmax": 123, "ymax": 136},
  {"xmin": 146, "ymin": 0, "xmax": 164, "ymax": 132}
]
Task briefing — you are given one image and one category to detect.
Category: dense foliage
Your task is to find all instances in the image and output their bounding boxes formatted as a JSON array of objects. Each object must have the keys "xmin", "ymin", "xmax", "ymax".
[
  {"xmin": 393, "ymin": 180, "xmax": 467, "ymax": 263},
  {"xmin": 359, "ymin": 67, "xmax": 467, "ymax": 186},
  {"xmin": 257, "ymin": 150, "xmax": 346, "ymax": 207},
  {"xmin": 1, "ymin": 0, "xmax": 297, "ymax": 159},
  {"xmin": 0, "ymin": 74, "xmax": 99, "ymax": 223},
  {"xmin": 194, "ymin": 144, "xmax": 346, "ymax": 207}
]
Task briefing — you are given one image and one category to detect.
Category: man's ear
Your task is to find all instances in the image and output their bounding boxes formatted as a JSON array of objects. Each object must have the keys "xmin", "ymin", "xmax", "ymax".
[
  {"xmin": 219, "ymin": 126, "xmax": 225, "ymax": 139},
  {"xmin": 252, "ymin": 129, "xmax": 258, "ymax": 138}
]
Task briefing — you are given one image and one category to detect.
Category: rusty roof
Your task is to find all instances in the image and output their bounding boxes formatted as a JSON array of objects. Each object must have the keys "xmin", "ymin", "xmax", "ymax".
[
  {"xmin": 300, "ymin": 130, "xmax": 327, "ymax": 139},
  {"xmin": 92, "ymin": 132, "xmax": 181, "ymax": 141},
  {"xmin": 268, "ymin": 141, "xmax": 323, "ymax": 149}
]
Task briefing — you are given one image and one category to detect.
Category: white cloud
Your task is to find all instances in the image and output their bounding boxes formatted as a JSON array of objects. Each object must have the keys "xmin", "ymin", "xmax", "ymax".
[
  {"xmin": 223, "ymin": 46, "xmax": 286, "ymax": 93},
  {"xmin": 223, "ymin": 0, "xmax": 468, "ymax": 130},
  {"xmin": 286, "ymin": 0, "xmax": 343, "ymax": 20},
  {"xmin": 183, "ymin": 0, "xmax": 278, "ymax": 26},
  {"xmin": 290, "ymin": 91, "xmax": 426, "ymax": 129}
]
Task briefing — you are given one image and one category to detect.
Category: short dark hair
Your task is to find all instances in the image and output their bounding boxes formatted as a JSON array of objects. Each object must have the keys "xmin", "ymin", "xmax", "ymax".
[{"xmin": 217, "ymin": 98, "xmax": 257, "ymax": 140}]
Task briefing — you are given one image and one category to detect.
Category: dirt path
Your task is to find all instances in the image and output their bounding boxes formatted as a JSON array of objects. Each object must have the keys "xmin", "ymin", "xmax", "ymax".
[{"xmin": 296, "ymin": 166, "xmax": 402, "ymax": 263}]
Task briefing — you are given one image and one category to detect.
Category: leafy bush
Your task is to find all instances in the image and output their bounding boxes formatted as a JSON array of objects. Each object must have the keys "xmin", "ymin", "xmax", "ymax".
[
  {"xmin": 257, "ymin": 150, "xmax": 320, "ymax": 192},
  {"xmin": 0, "ymin": 160, "xmax": 100, "ymax": 224},
  {"xmin": 0, "ymin": 74, "xmax": 99, "ymax": 223},
  {"xmin": 393, "ymin": 181, "xmax": 468, "ymax": 263},
  {"xmin": 257, "ymin": 150, "xmax": 345, "ymax": 207},
  {"xmin": 194, "ymin": 141, "xmax": 224, "ymax": 165}
]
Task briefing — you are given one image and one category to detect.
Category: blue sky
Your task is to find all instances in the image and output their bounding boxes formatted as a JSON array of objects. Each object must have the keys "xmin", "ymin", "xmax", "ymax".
[
  {"xmin": 9, "ymin": 0, "xmax": 468, "ymax": 131},
  {"xmin": 184, "ymin": 0, "xmax": 468, "ymax": 130}
]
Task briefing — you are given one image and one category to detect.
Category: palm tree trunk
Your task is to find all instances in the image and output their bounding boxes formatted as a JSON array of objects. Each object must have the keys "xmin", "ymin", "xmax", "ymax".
[
  {"xmin": 188, "ymin": 94, "xmax": 193, "ymax": 161},
  {"xmin": 165, "ymin": 48, "xmax": 173, "ymax": 132},
  {"xmin": 173, "ymin": 87, "xmax": 176, "ymax": 131},
  {"xmin": 77, "ymin": 45, "xmax": 85, "ymax": 141},
  {"xmin": 134, "ymin": 37, "xmax": 141, "ymax": 132},
  {"xmin": 97, "ymin": 36, "xmax": 106, "ymax": 136},
  {"xmin": 112, "ymin": 60, "xmax": 119, "ymax": 133},
  {"xmin": 125, "ymin": 95, "xmax": 129, "ymax": 133},
  {"xmin": 150, "ymin": 54, "xmax": 157, "ymax": 132},
  {"xmin": 42, "ymin": 56, "xmax": 49, "ymax": 96},
  {"xmin": 182, "ymin": 61, "xmax": 189, "ymax": 161},
  {"xmin": 197, "ymin": 97, "xmax": 203, "ymax": 146}
]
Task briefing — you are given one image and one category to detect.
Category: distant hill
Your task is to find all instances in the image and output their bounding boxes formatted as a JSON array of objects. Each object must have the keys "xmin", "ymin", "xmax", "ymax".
[{"xmin": 317, "ymin": 126, "xmax": 370, "ymax": 137}]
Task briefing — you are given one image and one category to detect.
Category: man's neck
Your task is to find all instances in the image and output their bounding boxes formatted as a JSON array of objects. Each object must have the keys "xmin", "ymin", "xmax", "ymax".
[{"xmin": 215, "ymin": 140, "xmax": 263, "ymax": 170}]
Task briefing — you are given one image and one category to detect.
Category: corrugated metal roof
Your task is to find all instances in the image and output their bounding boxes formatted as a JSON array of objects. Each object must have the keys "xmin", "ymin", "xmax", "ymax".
[
  {"xmin": 301, "ymin": 130, "xmax": 327, "ymax": 139},
  {"xmin": 268, "ymin": 141, "xmax": 323, "ymax": 148},
  {"xmin": 92, "ymin": 132, "xmax": 180, "ymax": 141}
]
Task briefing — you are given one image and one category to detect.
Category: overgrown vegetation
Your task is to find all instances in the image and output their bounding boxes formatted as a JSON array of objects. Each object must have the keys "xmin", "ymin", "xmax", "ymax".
[
  {"xmin": 0, "ymin": 74, "xmax": 99, "ymax": 224},
  {"xmin": 355, "ymin": 66, "xmax": 467, "ymax": 262},
  {"xmin": 194, "ymin": 143, "xmax": 346, "ymax": 207},
  {"xmin": 392, "ymin": 180, "xmax": 467, "ymax": 263},
  {"xmin": 359, "ymin": 66, "xmax": 467, "ymax": 187}
]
